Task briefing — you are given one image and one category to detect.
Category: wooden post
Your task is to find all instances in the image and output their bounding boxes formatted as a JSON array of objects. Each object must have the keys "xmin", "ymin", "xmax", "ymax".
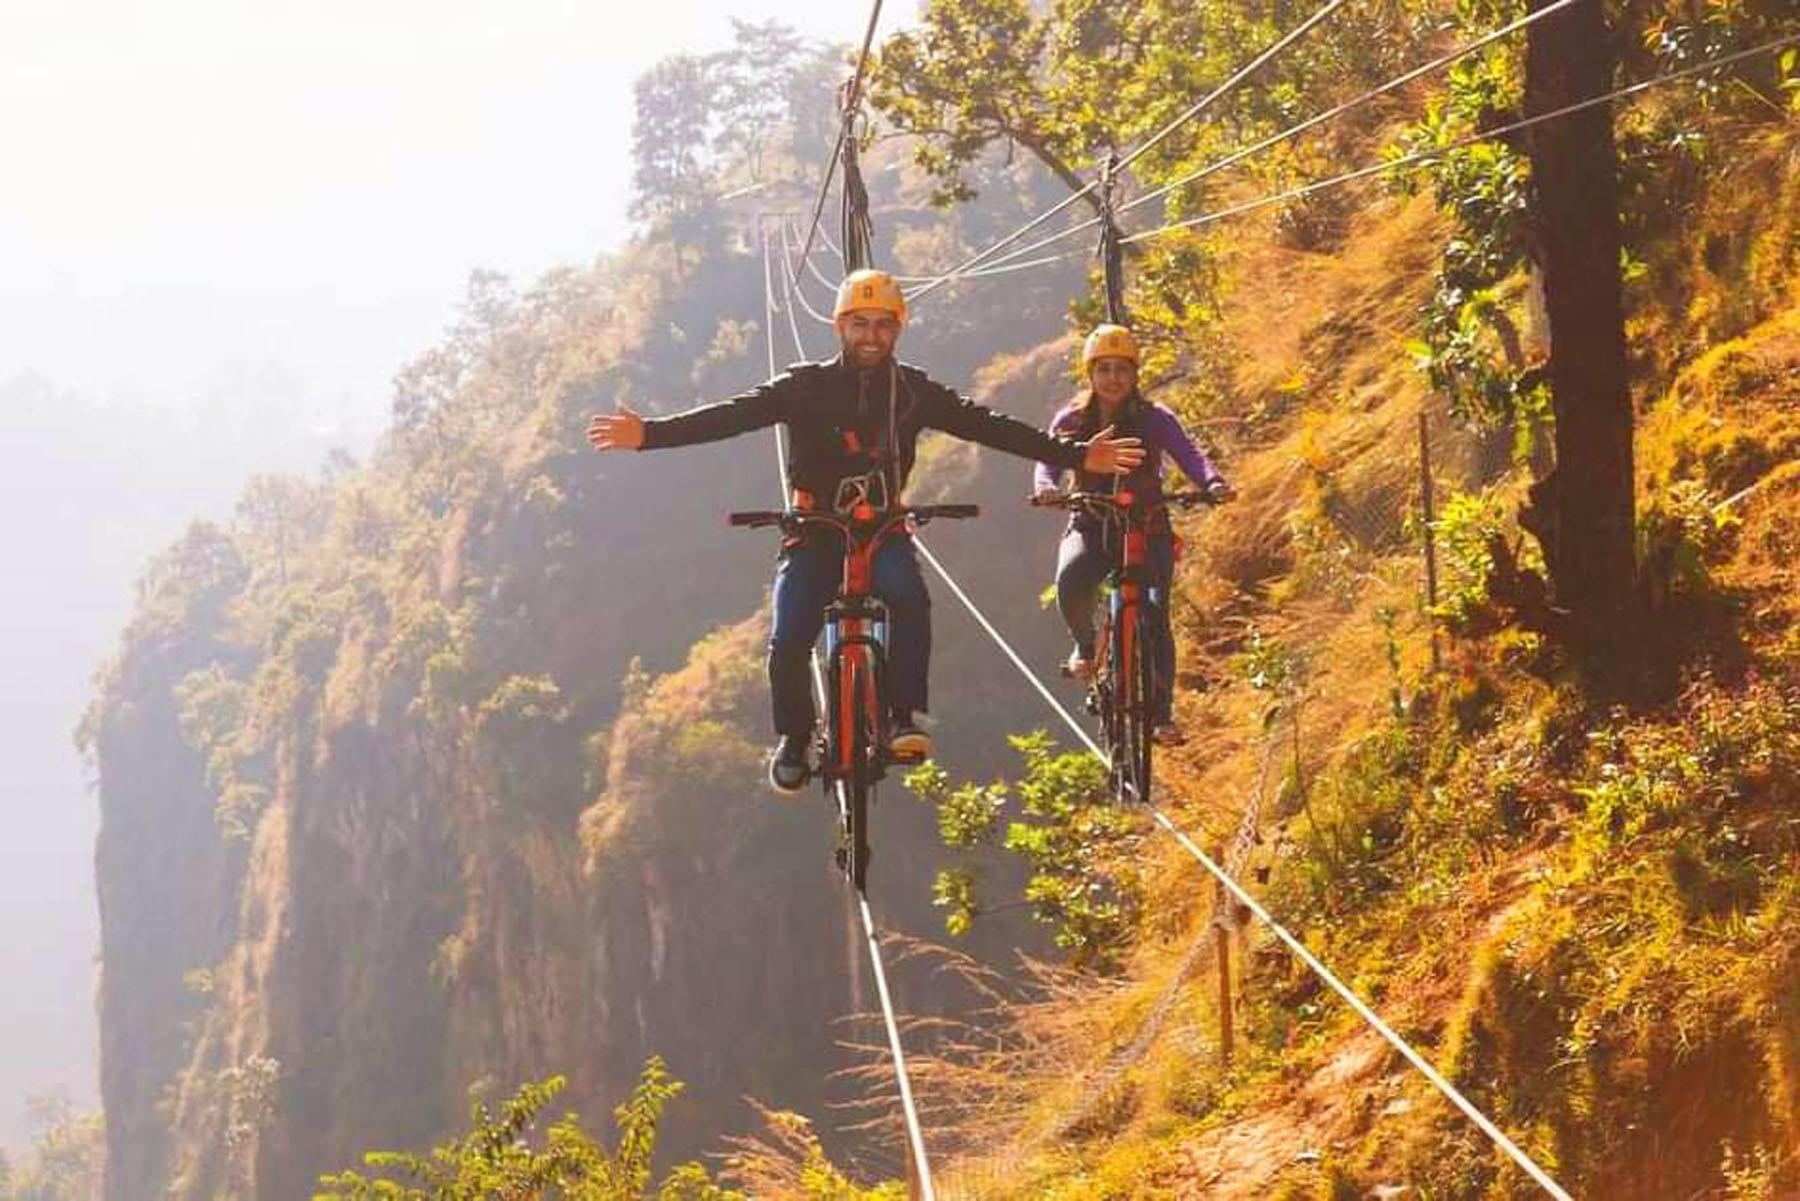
[
  {"xmin": 1215, "ymin": 844, "xmax": 1234, "ymax": 1066},
  {"xmin": 1419, "ymin": 411, "xmax": 1442, "ymax": 676}
]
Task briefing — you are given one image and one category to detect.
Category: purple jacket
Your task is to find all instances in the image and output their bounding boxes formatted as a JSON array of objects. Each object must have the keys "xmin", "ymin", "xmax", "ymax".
[{"xmin": 1033, "ymin": 395, "xmax": 1223, "ymax": 503}]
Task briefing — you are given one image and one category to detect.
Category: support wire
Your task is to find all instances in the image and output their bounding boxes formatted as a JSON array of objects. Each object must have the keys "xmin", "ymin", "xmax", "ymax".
[
  {"xmin": 909, "ymin": 537, "xmax": 1572, "ymax": 1200},
  {"xmin": 764, "ymin": 211, "xmax": 939, "ymax": 1200}
]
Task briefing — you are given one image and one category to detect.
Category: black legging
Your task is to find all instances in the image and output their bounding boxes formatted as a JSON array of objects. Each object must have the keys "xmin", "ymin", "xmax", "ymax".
[{"xmin": 1054, "ymin": 524, "xmax": 1176, "ymax": 722}]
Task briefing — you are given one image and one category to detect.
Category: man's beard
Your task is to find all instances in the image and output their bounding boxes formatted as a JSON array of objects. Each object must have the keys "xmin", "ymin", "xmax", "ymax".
[{"xmin": 841, "ymin": 337, "xmax": 893, "ymax": 368}]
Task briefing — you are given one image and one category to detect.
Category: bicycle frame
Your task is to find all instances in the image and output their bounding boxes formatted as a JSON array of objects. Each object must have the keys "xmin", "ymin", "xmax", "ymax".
[
  {"xmin": 1035, "ymin": 488, "xmax": 1210, "ymax": 803},
  {"xmin": 731, "ymin": 499, "xmax": 978, "ymax": 891}
]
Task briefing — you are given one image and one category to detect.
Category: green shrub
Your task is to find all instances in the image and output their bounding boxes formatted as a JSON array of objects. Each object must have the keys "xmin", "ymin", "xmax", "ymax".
[
  {"xmin": 907, "ymin": 732, "xmax": 1142, "ymax": 970},
  {"xmin": 317, "ymin": 1059, "xmax": 740, "ymax": 1199}
]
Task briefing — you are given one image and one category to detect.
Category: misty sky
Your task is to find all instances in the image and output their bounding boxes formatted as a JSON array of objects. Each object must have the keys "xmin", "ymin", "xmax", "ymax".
[
  {"xmin": 2, "ymin": 0, "xmax": 903, "ymax": 411},
  {"xmin": 0, "ymin": 0, "xmax": 911, "ymax": 1151}
]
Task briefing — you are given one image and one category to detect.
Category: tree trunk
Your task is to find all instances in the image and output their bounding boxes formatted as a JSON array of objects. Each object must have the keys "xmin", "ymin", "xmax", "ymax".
[
  {"xmin": 1010, "ymin": 127, "xmax": 1109, "ymax": 217},
  {"xmin": 1524, "ymin": 0, "xmax": 1637, "ymax": 648}
]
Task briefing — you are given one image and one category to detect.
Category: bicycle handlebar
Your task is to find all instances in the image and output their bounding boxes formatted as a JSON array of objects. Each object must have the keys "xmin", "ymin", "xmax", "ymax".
[
  {"xmin": 1030, "ymin": 488, "xmax": 1221, "ymax": 514},
  {"xmin": 727, "ymin": 503, "xmax": 981, "ymax": 531}
]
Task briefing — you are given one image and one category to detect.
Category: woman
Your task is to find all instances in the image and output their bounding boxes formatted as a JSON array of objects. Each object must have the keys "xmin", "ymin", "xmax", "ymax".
[{"xmin": 1032, "ymin": 324, "xmax": 1231, "ymax": 746}]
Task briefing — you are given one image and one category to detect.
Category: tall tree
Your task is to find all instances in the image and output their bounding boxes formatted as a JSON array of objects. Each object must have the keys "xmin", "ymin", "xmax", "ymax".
[
  {"xmin": 713, "ymin": 19, "xmax": 813, "ymax": 184},
  {"xmin": 629, "ymin": 53, "xmax": 726, "ymax": 239},
  {"xmin": 1522, "ymin": 0, "xmax": 1637, "ymax": 649}
]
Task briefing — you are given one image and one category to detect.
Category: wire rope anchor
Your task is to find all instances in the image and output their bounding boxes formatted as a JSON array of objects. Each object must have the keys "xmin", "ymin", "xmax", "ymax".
[
  {"xmin": 1098, "ymin": 150, "xmax": 1131, "ymax": 327},
  {"xmin": 839, "ymin": 87, "xmax": 875, "ymax": 274}
]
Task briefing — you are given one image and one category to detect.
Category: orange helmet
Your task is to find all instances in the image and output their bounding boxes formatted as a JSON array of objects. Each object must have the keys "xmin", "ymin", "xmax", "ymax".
[
  {"xmin": 833, "ymin": 269, "xmax": 908, "ymax": 327},
  {"xmin": 1082, "ymin": 324, "xmax": 1139, "ymax": 369}
]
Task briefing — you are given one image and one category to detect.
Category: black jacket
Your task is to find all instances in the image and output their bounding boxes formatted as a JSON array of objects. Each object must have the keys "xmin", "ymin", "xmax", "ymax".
[{"xmin": 639, "ymin": 355, "xmax": 1086, "ymax": 508}]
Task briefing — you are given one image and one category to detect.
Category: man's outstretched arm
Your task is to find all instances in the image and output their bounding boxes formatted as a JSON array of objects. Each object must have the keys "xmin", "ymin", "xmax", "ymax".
[
  {"xmin": 922, "ymin": 381, "xmax": 1145, "ymax": 476},
  {"xmin": 587, "ymin": 375, "xmax": 790, "ymax": 453}
]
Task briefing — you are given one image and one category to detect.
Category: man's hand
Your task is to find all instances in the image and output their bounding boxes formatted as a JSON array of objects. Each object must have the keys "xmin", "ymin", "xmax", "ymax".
[
  {"xmin": 587, "ymin": 403, "xmax": 645, "ymax": 452},
  {"xmin": 1032, "ymin": 486, "xmax": 1063, "ymax": 505},
  {"xmin": 1081, "ymin": 425, "xmax": 1145, "ymax": 475}
]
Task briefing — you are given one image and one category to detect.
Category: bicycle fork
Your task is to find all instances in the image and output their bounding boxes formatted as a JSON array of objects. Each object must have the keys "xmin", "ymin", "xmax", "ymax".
[{"xmin": 822, "ymin": 599, "xmax": 888, "ymax": 890}]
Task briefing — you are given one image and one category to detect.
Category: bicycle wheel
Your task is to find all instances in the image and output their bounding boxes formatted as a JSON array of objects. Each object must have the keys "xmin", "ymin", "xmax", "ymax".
[
  {"xmin": 839, "ymin": 650, "xmax": 877, "ymax": 892},
  {"xmin": 1116, "ymin": 604, "xmax": 1153, "ymax": 805}
]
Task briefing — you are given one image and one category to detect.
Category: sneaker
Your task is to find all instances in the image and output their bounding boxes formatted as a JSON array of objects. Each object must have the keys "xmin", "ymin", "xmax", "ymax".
[
  {"xmin": 1152, "ymin": 722, "xmax": 1186, "ymax": 748},
  {"xmin": 887, "ymin": 711, "xmax": 932, "ymax": 761},
  {"xmin": 768, "ymin": 734, "xmax": 812, "ymax": 794},
  {"xmin": 1064, "ymin": 648, "xmax": 1096, "ymax": 681}
]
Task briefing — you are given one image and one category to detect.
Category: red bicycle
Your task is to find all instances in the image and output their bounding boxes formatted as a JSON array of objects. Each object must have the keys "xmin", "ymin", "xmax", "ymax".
[
  {"xmin": 1033, "ymin": 489, "xmax": 1214, "ymax": 805},
  {"xmin": 730, "ymin": 499, "xmax": 978, "ymax": 891}
]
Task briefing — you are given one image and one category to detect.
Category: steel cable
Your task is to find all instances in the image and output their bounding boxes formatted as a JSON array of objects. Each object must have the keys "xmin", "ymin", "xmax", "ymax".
[
  {"xmin": 931, "ymin": 0, "xmax": 1588, "ymax": 281},
  {"xmin": 1122, "ymin": 29, "xmax": 1800, "ymax": 245},
  {"xmin": 909, "ymin": 537, "xmax": 1573, "ymax": 1199},
  {"xmin": 779, "ymin": 215, "xmax": 843, "ymax": 326},
  {"xmin": 906, "ymin": 0, "xmax": 1349, "ymax": 302},
  {"xmin": 898, "ymin": 31, "xmax": 1800, "ymax": 295},
  {"xmin": 761, "ymin": 212, "xmax": 939, "ymax": 1199}
]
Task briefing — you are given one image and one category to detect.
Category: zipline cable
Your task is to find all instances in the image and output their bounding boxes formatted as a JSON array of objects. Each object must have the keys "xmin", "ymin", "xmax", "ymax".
[
  {"xmin": 909, "ymin": 537, "xmax": 1573, "ymax": 1200},
  {"xmin": 905, "ymin": 0, "xmax": 1349, "ymax": 303},
  {"xmin": 806, "ymin": 219, "xmax": 1075, "ymax": 288},
  {"xmin": 926, "ymin": 0, "xmax": 1589, "ymax": 281},
  {"xmin": 1116, "ymin": 0, "xmax": 1348, "ymax": 174},
  {"xmin": 899, "ymin": 30, "xmax": 1800, "ymax": 293},
  {"xmin": 857, "ymin": 893, "xmax": 936, "ymax": 1199},
  {"xmin": 765, "ymin": 213, "xmax": 941, "ymax": 1201},
  {"xmin": 1121, "ymin": 29, "xmax": 1800, "ymax": 245},
  {"xmin": 1117, "ymin": 0, "xmax": 1584, "ymax": 220}
]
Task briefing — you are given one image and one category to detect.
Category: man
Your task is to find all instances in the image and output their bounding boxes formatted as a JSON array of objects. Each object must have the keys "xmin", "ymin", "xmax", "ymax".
[{"xmin": 589, "ymin": 269, "xmax": 1144, "ymax": 792}]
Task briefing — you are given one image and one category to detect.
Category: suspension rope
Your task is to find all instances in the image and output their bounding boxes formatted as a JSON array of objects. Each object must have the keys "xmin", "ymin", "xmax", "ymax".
[
  {"xmin": 905, "ymin": 0, "xmax": 1349, "ymax": 303},
  {"xmin": 950, "ymin": 0, "xmax": 1586, "ymax": 281},
  {"xmin": 1099, "ymin": 152, "xmax": 1130, "ymax": 326},
  {"xmin": 909, "ymin": 537, "xmax": 1573, "ymax": 1200},
  {"xmin": 795, "ymin": 0, "xmax": 887, "ymax": 276},
  {"xmin": 840, "ymin": 111, "xmax": 876, "ymax": 273}
]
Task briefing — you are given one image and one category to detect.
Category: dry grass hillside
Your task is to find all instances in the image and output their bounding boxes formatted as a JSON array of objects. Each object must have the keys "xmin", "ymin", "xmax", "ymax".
[{"xmin": 885, "ymin": 127, "xmax": 1800, "ymax": 1201}]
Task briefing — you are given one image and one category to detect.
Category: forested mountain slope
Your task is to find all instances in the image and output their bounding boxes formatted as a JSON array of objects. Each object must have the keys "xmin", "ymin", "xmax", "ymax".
[{"xmin": 76, "ymin": 3, "xmax": 1800, "ymax": 1199}]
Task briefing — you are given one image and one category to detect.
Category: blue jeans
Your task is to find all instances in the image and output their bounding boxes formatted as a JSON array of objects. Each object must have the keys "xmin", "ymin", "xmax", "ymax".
[
  {"xmin": 769, "ymin": 537, "xmax": 931, "ymax": 736},
  {"xmin": 1055, "ymin": 525, "xmax": 1176, "ymax": 722}
]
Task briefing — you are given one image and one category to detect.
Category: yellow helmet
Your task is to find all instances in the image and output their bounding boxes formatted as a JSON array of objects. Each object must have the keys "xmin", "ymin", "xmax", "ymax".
[
  {"xmin": 1082, "ymin": 324, "xmax": 1139, "ymax": 369},
  {"xmin": 834, "ymin": 269, "xmax": 908, "ymax": 327}
]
